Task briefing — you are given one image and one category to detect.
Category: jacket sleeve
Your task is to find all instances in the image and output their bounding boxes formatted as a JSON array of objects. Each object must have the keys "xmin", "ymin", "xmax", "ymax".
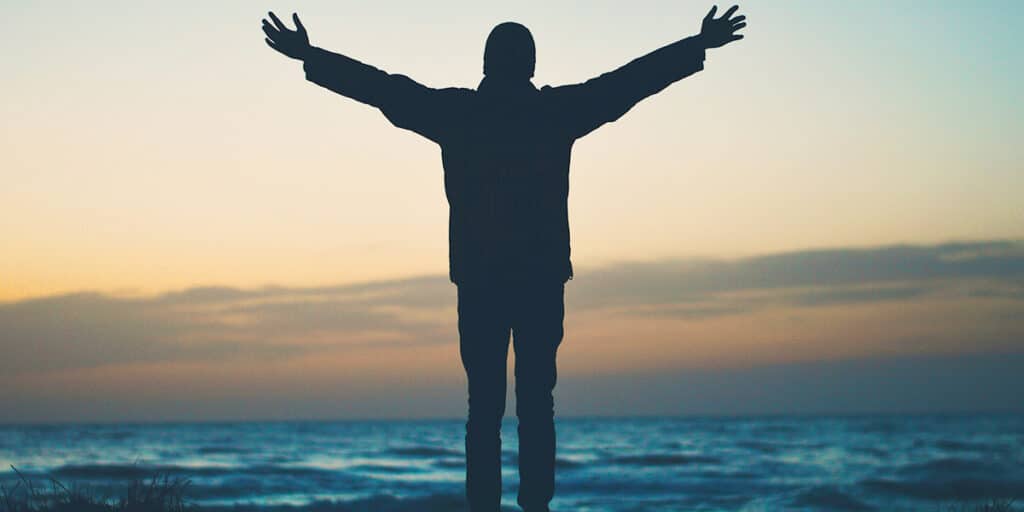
[
  {"xmin": 549, "ymin": 36, "xmax": 706, "ymax": 140},
  {"xmin": 302, "ymin": 46, "xmax": 456, "ymax": 144}
]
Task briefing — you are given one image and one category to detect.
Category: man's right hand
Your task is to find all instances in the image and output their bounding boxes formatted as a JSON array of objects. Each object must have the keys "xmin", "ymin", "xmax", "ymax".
[
  {"xmin": 263, "ymin": 12, "xmax": 311, "ymax": 60},
  {"xmin": 698, "ymin": 5, "xmax": 746, "ymax": 49}
]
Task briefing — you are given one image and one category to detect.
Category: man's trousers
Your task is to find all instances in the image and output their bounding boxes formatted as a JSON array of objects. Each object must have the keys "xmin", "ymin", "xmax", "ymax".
[{"xmin": 457, "ymin": 279, "xmax": 565, "ymax": 512}]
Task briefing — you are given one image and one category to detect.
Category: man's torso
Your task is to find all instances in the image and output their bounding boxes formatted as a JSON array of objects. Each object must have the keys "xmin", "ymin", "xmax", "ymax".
[{"xmin": 439, "ymin": 83, "xmax": 575, "ymax": 285}]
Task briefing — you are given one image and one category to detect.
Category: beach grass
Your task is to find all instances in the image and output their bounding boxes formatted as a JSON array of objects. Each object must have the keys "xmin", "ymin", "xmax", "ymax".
[{"xmin": 1, "ymin": 466, "xmax": 191, "ymax": 512}]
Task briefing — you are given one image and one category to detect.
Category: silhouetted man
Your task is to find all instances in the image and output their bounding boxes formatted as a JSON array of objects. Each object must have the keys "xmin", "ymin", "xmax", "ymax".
[{"xmin": 262, "ymin": 7, "xmax": 745, "ymax": 511}]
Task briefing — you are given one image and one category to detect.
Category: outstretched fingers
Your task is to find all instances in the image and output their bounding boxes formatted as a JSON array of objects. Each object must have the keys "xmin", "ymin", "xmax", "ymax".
[
  {"xmin": 262, "ymin": 20, "xmax": 280, "ymax": 41},
  {"xmin": 731, "ymin": 11, "xmax": 747, "ymax": 35},
  {"xmin": 705, "ymin": 5, "xmax": 718, "ymax": 21},
  {"xmin": 721, "ymin": 5, "xmax": 739, "ymax": 20},
  {"xmin": 267, "ymin": 11, "xmax": 288, "ymax": 32},
  {"xmin": 261, "ymin": 11, "xmax": 310, "ymax": 59}
]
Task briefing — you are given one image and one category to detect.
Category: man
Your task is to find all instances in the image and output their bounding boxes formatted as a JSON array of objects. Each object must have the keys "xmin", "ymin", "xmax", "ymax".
[{"xmin": 262, "ymin": 6, "xmax": 745, "ymax": 511}]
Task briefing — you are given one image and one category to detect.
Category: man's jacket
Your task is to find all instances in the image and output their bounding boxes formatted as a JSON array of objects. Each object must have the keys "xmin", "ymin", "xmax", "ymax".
[{"xmin": 303, "ymin": 39, "xmax": 705, "ymax": 284}]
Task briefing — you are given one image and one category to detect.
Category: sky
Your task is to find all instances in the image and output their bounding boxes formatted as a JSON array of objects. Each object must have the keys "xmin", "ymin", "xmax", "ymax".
[{"xmin": 1, "ymin": 1, "xmax": 1022, "ymax": 423}]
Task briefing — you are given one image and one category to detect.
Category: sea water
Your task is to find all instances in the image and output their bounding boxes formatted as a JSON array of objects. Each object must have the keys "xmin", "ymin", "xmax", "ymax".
[{"xmin": 1, "ymin": 415, "xmax": 1022, "ymax": 511}]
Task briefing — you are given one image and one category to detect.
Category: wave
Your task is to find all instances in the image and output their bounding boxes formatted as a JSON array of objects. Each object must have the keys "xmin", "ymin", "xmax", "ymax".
[
  {"xmin": 608, "ymin": 454, "xmax": 721, "ymax": 466},
  {"xmin": 933, "ymin": 439, "xmax": 1009, "ymax": 454},
  {"xmin": 50, "ymin": 464, "xmax": 174, "ymax": 479},
  {"xmin": 555, "ymin": 457, "xmax": 585, "ymax": 469},
  {"xmin": 90, "ymin": 430, "xmax": 135, "ymax": 440},
  {"xmin": 859, "ymin": 477, "xmax": 1024, "ymax": 501},
  {"xmin": 695, "ymin": 469, "xmax": 760, "ymax": 480},
  {"xmin": 349, "ymin": 464, "xmax": 426, "ymax": 474},
  {"xmin": 433, "ymin": 458, "xmax": 463, "ymax": 469},
  {"xmin": 199, "ymin": 493, "xmax": 510, "ymax": 512},
  {"xmin": 790, "ymin": 486, "xmax": 875, "ymax": 511},
  {"xmin": 386, "ymin": 446, "xmax": 462, "ymax": 457},
  {"xmin": 850, "ymin": 445, "xmax": 889, "ymax": 457},
  {"xmin": 895, "ymin": 457, "xmax": 1012, "ymax": 479},
  {"xmin": 735, "ymin": 440, "xmax": 780, "ymax": 454},
  {"xmin": 48, "ymin": 463, "xmax": 344, "ymax": 480},
  {"xmin": 504, "ymin": 453, "xmax": 585, "ymax": 469},
  {"xmin": 195, "ymin": 445, "xmax": 251, "ymax": 455}
]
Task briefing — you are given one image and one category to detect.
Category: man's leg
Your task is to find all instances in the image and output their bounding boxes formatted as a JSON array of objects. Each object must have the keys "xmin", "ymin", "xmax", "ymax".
[
  {"xmin": 458, "ymin": 283, "xmax": 511, "ymax": 512},
  {"xmin": 511, "ymin": 281, "xmax": 565, "ymax": 512}
]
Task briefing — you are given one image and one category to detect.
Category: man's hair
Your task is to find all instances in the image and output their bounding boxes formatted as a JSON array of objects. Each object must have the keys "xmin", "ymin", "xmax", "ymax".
[{"xmin": 483, "ymin": 22, "xmax": 536, "ymax": 79}]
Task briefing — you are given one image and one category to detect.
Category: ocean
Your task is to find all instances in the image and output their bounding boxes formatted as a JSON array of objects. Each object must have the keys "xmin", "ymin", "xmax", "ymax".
[{"xmin": 1, "ymin": 415, "xmax": 1022, "ymax": 511}]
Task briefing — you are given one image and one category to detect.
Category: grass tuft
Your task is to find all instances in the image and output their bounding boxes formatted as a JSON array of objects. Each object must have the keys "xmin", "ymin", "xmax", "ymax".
[{"xmin": 1, "ymin": 465, "xmax": 192, "ymax": 512}]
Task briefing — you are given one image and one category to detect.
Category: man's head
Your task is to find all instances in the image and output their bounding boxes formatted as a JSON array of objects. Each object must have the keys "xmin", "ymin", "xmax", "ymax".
[{"xmin": 483, "ymin": 22, "xmax": 535, "ymax": 80}]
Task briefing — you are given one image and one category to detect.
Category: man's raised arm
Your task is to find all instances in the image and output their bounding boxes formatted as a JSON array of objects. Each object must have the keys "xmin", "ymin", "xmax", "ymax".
[
  {"xmin": 262, "ymin": 12, "xmax": 456, "ymax": 144},
  {"xmin": 551, "ymin": 5, "xmax": 746, "ymax": 140}
]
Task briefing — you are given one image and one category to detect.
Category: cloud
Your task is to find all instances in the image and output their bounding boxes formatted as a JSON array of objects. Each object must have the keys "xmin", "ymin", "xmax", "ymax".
[
  {"xmin": 0, "ymin": 277, "xmax": 457, "ymax": 375},
  {"xmin": 569, "ymin": 240, "xmax": 1024, "ymax": 312},
  {"xmin": 785, "ymin": 285, "xmax": 928, "ymax": 307},
  {"xmin": 1, "ymin": 240, "xmax": 1022, "ymax": 375}
]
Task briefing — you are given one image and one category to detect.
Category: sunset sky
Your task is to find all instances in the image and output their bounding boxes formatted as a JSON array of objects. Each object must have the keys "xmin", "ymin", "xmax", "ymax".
[{"xmin": 1, "ymin": 1, "xmax": 1022, "ymax": 423}]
